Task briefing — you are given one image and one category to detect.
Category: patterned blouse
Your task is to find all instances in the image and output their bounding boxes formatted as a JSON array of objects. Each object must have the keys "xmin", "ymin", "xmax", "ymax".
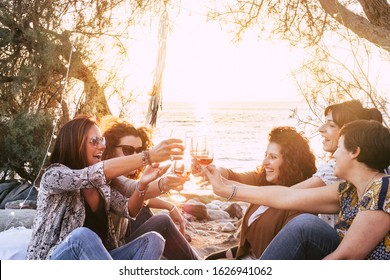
[
  {"xmin": 26, "ymin": 162, "xmax": 135, "ymax": 260},
  {"xmin": 313, "ymin": 158, "xmax": 343, "ymax": 227},
  {"xmin": 335, "ymin": 176, "xmax": 390, "ymax": 259}
]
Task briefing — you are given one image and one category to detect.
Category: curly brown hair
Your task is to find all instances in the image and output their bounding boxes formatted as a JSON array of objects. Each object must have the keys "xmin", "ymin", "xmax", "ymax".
[
  {"xmin": 257, "ymin": 126, "xmax": 317, "ymax": 187},
  {"xmin": 101, "ymin": 117, "xmax": 153, "ymax": 179}
]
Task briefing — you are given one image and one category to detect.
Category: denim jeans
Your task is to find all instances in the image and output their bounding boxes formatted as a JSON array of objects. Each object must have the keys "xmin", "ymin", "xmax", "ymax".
[
  {"xmin": 126, "ymin": 210, "xmax": 199, "ymax": 260},
  {"xmin": 260, "ymin": 214, "xmax": 340, "ymax": 260},
  {"xmin": 50, "ymin": 227, "xmax": 164, "ymax": 260}
]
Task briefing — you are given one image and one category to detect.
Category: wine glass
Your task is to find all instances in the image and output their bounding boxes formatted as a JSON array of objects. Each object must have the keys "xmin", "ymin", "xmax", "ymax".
[
  {"xmin": 191, "ymin": 135, "xmax": 214, "ymax": 166},
  {"xmin": 191, "ymin": 135, "xmax": 213, "ymax": 186},
  {"xmin": 170, "ymin": 130, "xmax": 190, "ymax": 202}
]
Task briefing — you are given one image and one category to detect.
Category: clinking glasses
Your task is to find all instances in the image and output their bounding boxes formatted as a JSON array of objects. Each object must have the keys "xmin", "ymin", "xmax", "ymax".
[
  {"xmin": 116, "ymin": 145, "xmax": 144, "ymax": 156},
  {"xmin": 89, "ymin": 136, "xmax": 106, "ymax": 146}
]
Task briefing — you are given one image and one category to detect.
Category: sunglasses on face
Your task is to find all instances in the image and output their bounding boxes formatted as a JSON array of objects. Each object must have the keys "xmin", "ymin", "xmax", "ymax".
[
  {"xmin": 89, "ymin": 136, "xmax": 106, "ymax": 146},
  {"xmin": 116, "ymin": 145, "xmax": 144, "ymax": 156}
]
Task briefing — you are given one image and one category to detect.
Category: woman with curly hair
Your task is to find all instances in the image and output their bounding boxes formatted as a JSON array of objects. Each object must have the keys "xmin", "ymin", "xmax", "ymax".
[
  {"xmin": 204, "ymin": 126, "xmax": 317, "ymax": 259},
  {"xmin": 205, "ymin": 120, "xmax": 390, "ymax": 259},
  {"xmin": 101, "ymin": 117, "xmax": 199, "ymax": 260},
  {"xmin": 26, "ymin": 115, "xmax": 185, "ymax": 260}
]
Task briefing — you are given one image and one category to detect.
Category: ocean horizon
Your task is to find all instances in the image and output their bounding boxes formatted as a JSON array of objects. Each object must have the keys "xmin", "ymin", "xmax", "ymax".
[{"xmin": 139, "ymin": 101, "xmax": 322, "ymax": 172}]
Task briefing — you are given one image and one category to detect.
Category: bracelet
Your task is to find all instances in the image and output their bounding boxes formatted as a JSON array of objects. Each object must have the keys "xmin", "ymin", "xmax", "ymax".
[
  {"xmin": 169, "ymin": 205, "xmax": 176, "ymax": 213},
  {"xmin": 226, "ymin": 184, "xmax": 238, "ymax": 201},
  {"xmin": 141, "ymin": 150, "xmax": 152, "ymax": 166},
  {"xmin": 136, "ymin": 182, "xmax": 148, "ymax": 197},
  {"xmin": 158, "ymin": 177, "xmax": 166, "ymax": 194}
]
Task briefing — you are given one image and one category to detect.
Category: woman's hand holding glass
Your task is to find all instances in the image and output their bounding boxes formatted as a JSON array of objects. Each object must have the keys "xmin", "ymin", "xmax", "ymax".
[
  {"xmin": 139, "ymin": 163, "xmax": 168, "ymax": 190},
  {"xmin": 159, "ymin": 173, "xmax": 190, "ymax": 193},
  {"xmin": 148, "ymin": 138, "xmax": 185, "ymax": 163},
  {"xmin": 201, "ymin": 165, "xmax": 229, "ymax": 198}
]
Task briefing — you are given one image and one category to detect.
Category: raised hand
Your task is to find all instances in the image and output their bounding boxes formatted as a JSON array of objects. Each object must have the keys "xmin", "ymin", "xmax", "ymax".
[
  {"xmin": 160, "ymin": 174, "xmax": 190, "ymax": 192},
  {"xmin": 149, "ymin": 139, "xmax": 185, "ymax": 163},
  {"xmin": 139, "ymin": 163, "xmax": 163, "ymax": 188},
  {"xmin": 201, "ymin": 165, "xmax": 227, "ymax": 197}
]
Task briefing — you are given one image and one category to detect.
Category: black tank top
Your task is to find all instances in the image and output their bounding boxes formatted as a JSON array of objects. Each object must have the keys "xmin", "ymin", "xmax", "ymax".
[{"xmin": 83, "ymin": 194, "xmax": 109, "ymax": 248}]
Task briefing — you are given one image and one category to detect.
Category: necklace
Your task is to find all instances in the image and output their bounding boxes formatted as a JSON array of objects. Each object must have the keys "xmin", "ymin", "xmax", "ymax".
[{"xmin": 360, "ymin": 171, "xmax": 380, "ymax": 197}]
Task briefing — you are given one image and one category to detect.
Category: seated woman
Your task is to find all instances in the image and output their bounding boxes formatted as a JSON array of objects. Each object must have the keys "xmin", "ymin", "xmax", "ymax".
[
  {"xmin": 101, "ymin": 118, "xmax": 199, "ymax": 260},
  {"xmin": 26, "ymin": 115, "xmax": 185, "ymax": 260},
  {"xmin": 204, "ymin": 126, "xmax": 317, "ymax": 259},
  {"xmin": 290, "ymin": 100, "xmax": 382, "ymax": 227},
  {"xmin": 204, "ymin": 120, "xmax": 390, "ymax": 259}
]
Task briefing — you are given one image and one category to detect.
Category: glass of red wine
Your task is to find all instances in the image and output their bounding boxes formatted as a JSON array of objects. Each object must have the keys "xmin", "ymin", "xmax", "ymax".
[{"xmin": 190, "ymin": 135, "xmax": 213, "ymax": 184}]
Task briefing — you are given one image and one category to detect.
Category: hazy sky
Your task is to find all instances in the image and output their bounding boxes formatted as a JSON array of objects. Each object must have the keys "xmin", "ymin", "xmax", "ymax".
[{"xmin": 125, "ymin": 1, "xmax": 306, "ymax": 104}]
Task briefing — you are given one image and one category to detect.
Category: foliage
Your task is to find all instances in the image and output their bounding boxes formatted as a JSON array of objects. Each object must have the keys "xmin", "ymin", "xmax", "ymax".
[
  {"xmin": 290, "ymin": 31, "xmax": 389, "ymax": 134},
  {"xmin": 208, "ymin": 0, "xmax": 390, "ymax": 129},
  {"xmin": 208, "ymin": 1, "xmax": 390, "ymax": 52},
  {"xmin": 0, "ymin": 112, "xmax": 53, "ymax": 183},
  {"xmin": 0, "ymin": 0, "xmax": 168, "ymax": 122}
]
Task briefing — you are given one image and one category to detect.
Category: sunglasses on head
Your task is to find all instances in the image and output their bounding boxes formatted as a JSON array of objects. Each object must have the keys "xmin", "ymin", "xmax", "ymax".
[
  {"xmin": 89, "ymin": 136, "xmax": 106, "ymax": 146},
  {"xmin": 116, "ymin": 145, "xmax": 144, "ymax": 156}
]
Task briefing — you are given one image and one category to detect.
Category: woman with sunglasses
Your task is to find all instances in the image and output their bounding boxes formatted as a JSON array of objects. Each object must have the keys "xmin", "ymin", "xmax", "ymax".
[
  {"xmin": 204, "ymin": 120, "xmax": 390, "ymax": 259},
  {"xmin": 101, "ymin": 118, "xmax": 200, "ymax": 260},
  {"xmin": 26, "ymin": 115, "xmax": 185, "ymax": 260}
]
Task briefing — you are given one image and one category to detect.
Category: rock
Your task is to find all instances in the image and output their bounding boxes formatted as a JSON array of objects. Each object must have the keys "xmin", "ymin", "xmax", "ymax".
[
  {"xmin": 221, "ymin": 222, "xmax": 236, "ymax": 232},
  {"xmin": 5, "ymin": 200, "xmax": 37, "ymax": 209},
  {"xmin": 0, "ymin": 209, "xmax": 36, "ymax": 232},
  {"xmin": 207, "ymin": 209, "xmax": 230, "ymax": 221},
  {"xmin": 181, "ymin": 201, "xmax": 208, "ymax": 220},
  {"xmin": 223, "ymin": 202, "xmax": 244, "ymax": 219},
  {"xmin": 0, "ymin": 181, "xmax": 21, "ymax": 206},
  {"xmin": 210, "ymin": 200, "xmax": 223, "ymax": 206},
  {"xmin": 0, "ymin": 182, "xmax": 37, "ymax": 209},
  {"xmin": 182, "ymin": 212, "xmax": 196, "ymax": 222},
  {"xmin": 192, "ymin": 229, "xmax": 210, "ymax": 236},
  {"xmin": 205, "ymin": 203, "xmax": 220, "ymax": 210}
]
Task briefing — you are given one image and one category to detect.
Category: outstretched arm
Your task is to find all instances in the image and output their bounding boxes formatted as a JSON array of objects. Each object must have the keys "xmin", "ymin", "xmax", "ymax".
[
  {"xmin": 103, "ymin": 138, "xmax": 184, "ymax": 181},
  {"xmin": 203, "ymin": 165, "xmax": 340, "ymax": 214}
]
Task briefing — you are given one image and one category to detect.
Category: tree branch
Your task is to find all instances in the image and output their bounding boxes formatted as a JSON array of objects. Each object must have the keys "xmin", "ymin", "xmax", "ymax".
[{"xmin": 318, "ymin": 0, "xmax": 390, "ymax": 52}]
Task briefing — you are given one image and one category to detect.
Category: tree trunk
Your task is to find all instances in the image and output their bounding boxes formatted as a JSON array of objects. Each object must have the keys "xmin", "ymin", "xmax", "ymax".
[{"xmin": 318, "ymin": 0, "xmax": 390, "ymax": 52}]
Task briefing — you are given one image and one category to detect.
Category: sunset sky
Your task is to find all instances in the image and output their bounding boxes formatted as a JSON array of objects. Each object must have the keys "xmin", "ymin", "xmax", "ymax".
[{"xmin": 125, "ymin": 0, "xmax": 306, "ymax": 104}]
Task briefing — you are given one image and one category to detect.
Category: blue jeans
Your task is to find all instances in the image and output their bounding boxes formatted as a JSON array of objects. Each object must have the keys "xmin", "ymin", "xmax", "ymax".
[
  {"xmin": 126, "ymin": 210, "xmax": 199, "ymax": 260},
  {"xmin": 50, "ymin": 227, "xmax": 164, "ymax": 260},
  {"xmin": 260, "ymin": 214, "xmax": 340, "ymax": 260}
]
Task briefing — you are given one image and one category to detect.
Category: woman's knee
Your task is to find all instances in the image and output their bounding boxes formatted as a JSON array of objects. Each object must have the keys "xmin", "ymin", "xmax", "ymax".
[
  {"xmin": 143, "ymin": 231, "xmax": 165, "ymax": 245},
  {"xmin": 285, "ymin": 214, "xmax": 339, "ymax": 243},
  {"xmin": 150, "ymin": 214, "xmax": 175, "ymax": 229},
  {"xmin": 287, "ymin": 214, "xmax": 327, "ymax": 232},
  {"xmin": 68, "ymin": 227, "xmax": 101, "ymax": 243}
]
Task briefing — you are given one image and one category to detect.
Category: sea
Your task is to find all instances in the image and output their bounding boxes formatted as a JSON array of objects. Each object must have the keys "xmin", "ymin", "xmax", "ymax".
[{"xmin": 142, "ymin": 101, "xmax": 321, "ymax": 172}]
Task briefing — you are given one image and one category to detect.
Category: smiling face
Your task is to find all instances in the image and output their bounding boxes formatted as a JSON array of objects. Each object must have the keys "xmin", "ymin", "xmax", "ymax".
[
  {"xmin": 262, "ymin": 142, "xmax": 283, "ymax": 184},
  {"xmin": 318, "ymin": 111, "xmax": 341, "ymax": 153},
  {"xmin": 85, "ymin": 125, "xmax": 105, "ymax": 166}
]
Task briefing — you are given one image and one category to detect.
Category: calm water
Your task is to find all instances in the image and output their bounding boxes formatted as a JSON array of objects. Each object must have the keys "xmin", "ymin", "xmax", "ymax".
[{"xmin": 149, "ymin": 101, "xmax": 316, "ymax": 171}]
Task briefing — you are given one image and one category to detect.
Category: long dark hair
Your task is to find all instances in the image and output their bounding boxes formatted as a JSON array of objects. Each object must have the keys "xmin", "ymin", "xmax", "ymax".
[
  {"xmin": 257, "ymin": 126, "xmax": 317, "ymax": 187},
  {"xmin": 50, "ymin": 115, "xmax": 97, "ymax": 169}
]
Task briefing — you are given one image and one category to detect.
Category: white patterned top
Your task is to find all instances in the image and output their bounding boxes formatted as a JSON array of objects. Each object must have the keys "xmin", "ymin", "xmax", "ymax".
[
  {"xmin": 312, "ymin": 158, "xmax": 343, "ymax": 228},
  {"xmin": 26, "ymin": 162, "xmax": 136, "ymax": 260}
]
